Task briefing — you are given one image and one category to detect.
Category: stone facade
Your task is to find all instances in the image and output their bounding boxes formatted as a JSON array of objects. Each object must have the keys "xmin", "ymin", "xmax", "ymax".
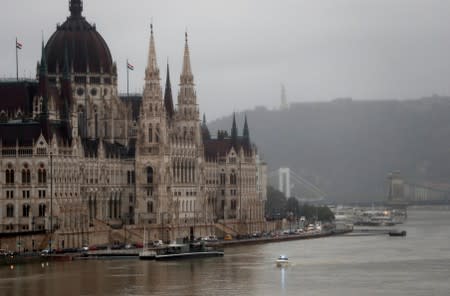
[{"xmin": 0, "ymin": 1, "xmax": 266, "ymax": 251}]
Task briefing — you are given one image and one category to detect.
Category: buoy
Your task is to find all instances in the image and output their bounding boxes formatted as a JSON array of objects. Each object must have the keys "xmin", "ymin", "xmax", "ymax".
[
  {"xmin": 41, "ymin": 262, "xmax": 45, "ymax": 268},
  {"xmin": 10, "ymin": 265, "xmax": 14, "ymax": 270},
  {"xmin": 46, "ymin": 262, "xmax": 49, "ymax": 266}
]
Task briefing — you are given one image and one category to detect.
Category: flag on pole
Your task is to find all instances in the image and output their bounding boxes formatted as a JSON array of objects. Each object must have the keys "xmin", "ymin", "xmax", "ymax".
[
  {"xmin": 127, "ymin": 62, "xmax": 134, "ymax": 71},
  {"xmin": 16, "ymin": 40, "xmax": 23, "ymax": 50}
]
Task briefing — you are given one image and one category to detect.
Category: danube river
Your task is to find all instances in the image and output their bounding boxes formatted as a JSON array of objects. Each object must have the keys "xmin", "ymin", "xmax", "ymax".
[{"xmin": 1, "ymin": 207, "xmax": 449, "ymax": 296}]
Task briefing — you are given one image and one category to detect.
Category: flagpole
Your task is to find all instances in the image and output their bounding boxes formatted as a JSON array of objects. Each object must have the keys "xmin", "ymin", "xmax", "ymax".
[
  {"xmin": 126, "ymin": 59, "xmax": 129, "ymax": 98},
  {"xmin": 16, "ymin": 37, "xmax": 19, "ymax": 81}
]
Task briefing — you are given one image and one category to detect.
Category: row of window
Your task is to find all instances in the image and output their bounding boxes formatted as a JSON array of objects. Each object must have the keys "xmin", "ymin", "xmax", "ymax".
[
  {"xmin": 221, "ymin": 189, "xmax": 239, "ymax": 196},
  {"xmin": 173, "ymin": 191, "xmax": 197, "ymax": 197},
  {"xmin": 4, "ymin": 190, "xmax": 46, "ymax": 200},
  {"xmin": 5, "ymin": 204, "xmax": 46, "ymax": 218},
  {"xmin": 180, "ymin": 200, "xmax": 195, "ymax": 212},
  {"xmin": 5, "ymin": 167, "xmax": 47, "ymax": 185}
]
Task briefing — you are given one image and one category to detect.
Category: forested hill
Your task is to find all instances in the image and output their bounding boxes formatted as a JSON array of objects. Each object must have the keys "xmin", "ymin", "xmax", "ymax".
[{"xmin": 208, "ymin": 96, "xmax": 450, "ymax": 202}]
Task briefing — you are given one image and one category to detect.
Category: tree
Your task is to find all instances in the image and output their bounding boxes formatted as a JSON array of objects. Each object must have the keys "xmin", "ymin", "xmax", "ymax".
[
  {"xmin": 317, "ymin": 206, "xmax": 335, "ymax": 222},
  {"xmin": 285, "ymin": 197, "xmax": 299, "ymax": 217},
  {"xmin": 265, "ymin": 186, "xmax": 287, "ymax": 219}
]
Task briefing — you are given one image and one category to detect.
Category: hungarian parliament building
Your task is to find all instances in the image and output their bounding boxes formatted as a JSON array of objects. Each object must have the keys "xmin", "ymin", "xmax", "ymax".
[{"xmin": 0, "ymin": 1, "xmax": 267, "ymax": 250}]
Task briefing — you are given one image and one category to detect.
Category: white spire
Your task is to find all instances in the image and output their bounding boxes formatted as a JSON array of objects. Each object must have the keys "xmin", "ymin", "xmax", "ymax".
[
  {"xmin": 180, "ymin": 31, "xmax": 193, "ymax": 85},
  {"xmin": 145, "ymin": 23, "xmax": 159, "ymax": 81}
]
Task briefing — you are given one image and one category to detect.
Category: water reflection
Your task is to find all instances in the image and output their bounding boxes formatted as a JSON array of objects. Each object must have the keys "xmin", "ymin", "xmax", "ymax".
[{"xmin": 1, "ymin": 208, "xmax": 450, "ymax": 295}]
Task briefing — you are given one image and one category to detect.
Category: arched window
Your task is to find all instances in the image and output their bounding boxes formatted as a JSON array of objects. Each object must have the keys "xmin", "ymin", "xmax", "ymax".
[
  {"xmin": 182, "ymin": 200, "xmax": 185, "ymax": 212},
  {"xmin": 220, "ymin": 173, "xmax": 226, "ymax": 185},
  {"xmin": 23, "ymin": 204, "xmax": 30, "ymax": 217},
  {"xmin": 148, "ymin": 124, "xmax": 153, "ymax": 142},
  {"xmin": 146, "ymin": 167, "xmax": 154, "ymax": 184},
  {"xmin": 39, "ymin": 204, "xmax": 46, "ymax": 217},
  {"xmin": 38, "ymin": 164, "xmax": 47, "ymax": 184},
  {"xmin": 6, "ymin": 204, "xmax": 14, "ymax": 217},
  {"xmin": 230, "ymin": 171, "xmax": 237, "ymax": 185},
  {"xmin": 5, "ymin": 164, "xmax": 15, "ymax": 184},
  {"xmin": 147, "ymin": 201, "xmax": 153, "ymax": 213},
  {"xmin": 22, "ymin": 164, "xmax": 31, "ymax": 184},
  {"xmin": 94, "ymin": 107, "xmax": 98, "ymax": 138}
]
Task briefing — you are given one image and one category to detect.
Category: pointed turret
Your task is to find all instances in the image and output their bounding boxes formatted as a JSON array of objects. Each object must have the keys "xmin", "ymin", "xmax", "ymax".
[
  {"xmin": 39, "ymin": 41, "xmax": 49, "ymax": 116},
  {"xmin": 39, "ymin": 41, "xmax": 48, "ymax": 77},
  {"xmin": 69, "ymin": 0, "xmax": 83, "ymax": 18},
  {"xmin": 231, "ymin": 112, "xmax": 238, "ymax": 147},
  {"xmin": 164, "ymin": 63, "xmax": 174, "ymax": 118},
  {"xmin": 243, "ymin": 114, "xmax": 250, "ymax": 140},
  {"xmin": 180, "ymin": 32, "xmax": 194, "ymax": 85},
  {"xmin": 38, "ymin": 41, "xmax": 50, "ymax": 140},
  {"xmin": 242, "ymin": 114, "xmax": 251, "ymax": 152},
  {"xmin": 145, "ymin": 24, "xmax": 160, "ymax": 81},
  {"xmin": 177, "ymin": 31, "xmax": 198, "ymax": 122},
  {"xmin": 201, "ymin": 113, "xmax": 211, "ymax": 141}
]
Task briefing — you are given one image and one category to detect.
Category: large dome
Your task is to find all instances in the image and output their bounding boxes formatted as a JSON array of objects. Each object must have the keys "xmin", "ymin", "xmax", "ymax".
[{"xmin": 45, "ymin": 0, "xmax": 114, "ymax": 74}]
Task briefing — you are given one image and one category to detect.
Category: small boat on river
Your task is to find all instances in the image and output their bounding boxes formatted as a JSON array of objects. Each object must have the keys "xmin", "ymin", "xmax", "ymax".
[
  {"xmin": 275, "ymin": 255, "xmax": 289, "ymax": 267},
  {"xmin": 388, "ymin": 230, "xmax": 407, "ymax": 237}
]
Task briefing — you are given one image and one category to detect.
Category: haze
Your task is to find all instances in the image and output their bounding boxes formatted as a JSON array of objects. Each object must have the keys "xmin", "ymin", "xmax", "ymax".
[{"xmin": 1, "ymin": 0, "xmax": 449, "ymax": 119}]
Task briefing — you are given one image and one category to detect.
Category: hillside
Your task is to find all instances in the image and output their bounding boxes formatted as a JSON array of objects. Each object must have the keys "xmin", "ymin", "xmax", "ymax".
[{"xmin": 208, "ymin": 96, "xmax": 450, "ymax": 202}]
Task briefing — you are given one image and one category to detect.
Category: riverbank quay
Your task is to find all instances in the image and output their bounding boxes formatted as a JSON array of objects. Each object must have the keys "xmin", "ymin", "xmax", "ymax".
[
  {"xmin": 206, "ymin": 229, "xmax": 352, "ymax": 248},
  {"xmin": 1, "ymin": 230, "xmax": 352, "ymax": 265},
  {"xmin": 0, "ymin": 253, "xmax": 74, "ymax": 266}
]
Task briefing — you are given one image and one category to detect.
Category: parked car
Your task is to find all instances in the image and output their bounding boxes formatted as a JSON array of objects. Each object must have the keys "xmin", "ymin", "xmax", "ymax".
[
  {"xmin": 202, "ymin": 235, "xmax": 218, "ymax": 242},
  {"xmin": 152, "ymin": 240, "xmax": 163, "ymax": 247}
]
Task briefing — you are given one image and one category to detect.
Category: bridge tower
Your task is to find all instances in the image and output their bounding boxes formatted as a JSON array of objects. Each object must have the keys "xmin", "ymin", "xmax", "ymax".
[
  {"xmin": 278, "ymin": 167, "xmax": 291, "ymax": 198},
  {"xmin": 386, "ymin": 171, "xmax": 408, "ymax": 211}
]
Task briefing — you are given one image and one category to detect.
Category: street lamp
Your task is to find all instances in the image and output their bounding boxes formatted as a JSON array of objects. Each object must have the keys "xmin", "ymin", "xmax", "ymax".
[{"xmin": 49, "ymin": 151, "xmax": 53, "ymax": 252}]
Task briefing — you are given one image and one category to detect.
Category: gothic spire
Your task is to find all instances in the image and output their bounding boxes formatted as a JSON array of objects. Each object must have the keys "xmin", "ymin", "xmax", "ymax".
[
  {"xmin": 231, "ymin": 112, "xmax": 238, "ymax": 146},
  {"xmin": 180, "ymin": 31, "xmax": 193, "ymax": 85},
  {"xmin": 69, "ymin": 0, "xmax": 83, "ymax": 18},
  {"xmin": 201, "ymin": 113, "xmax": 211, "ymax": 140},
  {"xmin": 39, "ymin": 41, "xmax": 48, "ymax": 76},
  {"xmin": 145, "ymin": 23, "xmax": 160, "ymax": 81},
  {"xmin": 164, "ymin": 62, "xmax": 174, "ymax": 118},
  {"xmin": 243, "ymin": 114, "xmax": 250, "ymax": 140},
  {"xmin": 243, "ymin": 114, "xmax": 251, "ymax": 152}
]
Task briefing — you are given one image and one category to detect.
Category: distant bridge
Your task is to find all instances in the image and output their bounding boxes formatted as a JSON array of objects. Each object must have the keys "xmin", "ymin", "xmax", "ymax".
[{"xmin": 268, "ymin": 168, "xmax": 327, "ymax": 201}]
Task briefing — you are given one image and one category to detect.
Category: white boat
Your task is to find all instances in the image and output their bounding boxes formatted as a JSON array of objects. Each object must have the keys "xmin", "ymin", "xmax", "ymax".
[{"xmin": 276, "ymin": 255, "xmax": 289, "ymax": 267}]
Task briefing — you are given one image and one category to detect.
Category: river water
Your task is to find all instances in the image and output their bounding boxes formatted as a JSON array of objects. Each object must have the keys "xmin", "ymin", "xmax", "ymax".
[{"xmin": 1, "ymin": 207, "xmax": 449, "ymax": 296}]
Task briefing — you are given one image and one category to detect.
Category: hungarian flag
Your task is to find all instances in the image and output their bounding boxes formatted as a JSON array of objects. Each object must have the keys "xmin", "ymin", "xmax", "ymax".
[
  {"xmin": 16, "ymin": 40, "xmax": 23, "ymax": 50},
  {"xmin": 127, "ymin": 62, "xmax": 134, "ymax": 71}
]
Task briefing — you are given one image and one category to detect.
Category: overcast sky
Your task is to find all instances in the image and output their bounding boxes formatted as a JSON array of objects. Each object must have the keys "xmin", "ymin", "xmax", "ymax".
[{"xmin": 1, "ymin": 0, "xmax": 450, "ymax": 120}]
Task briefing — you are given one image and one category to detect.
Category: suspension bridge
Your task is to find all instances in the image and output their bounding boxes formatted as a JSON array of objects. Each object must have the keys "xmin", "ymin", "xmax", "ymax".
[{"xmin": 268, "ymin": 168, "xmax": 327, "ymax": 202}]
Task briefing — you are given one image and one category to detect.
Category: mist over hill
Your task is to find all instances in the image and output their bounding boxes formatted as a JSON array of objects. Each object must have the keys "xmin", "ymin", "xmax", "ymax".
[{"xmin": 208, "ymin": 96, "xmax": 450, "ymax": 202}]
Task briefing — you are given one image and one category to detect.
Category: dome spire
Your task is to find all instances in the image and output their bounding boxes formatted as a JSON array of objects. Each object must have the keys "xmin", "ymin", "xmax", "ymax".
[{"xmin": 69, "ymin": 0, "xmax": 83, "ymax": 18}]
